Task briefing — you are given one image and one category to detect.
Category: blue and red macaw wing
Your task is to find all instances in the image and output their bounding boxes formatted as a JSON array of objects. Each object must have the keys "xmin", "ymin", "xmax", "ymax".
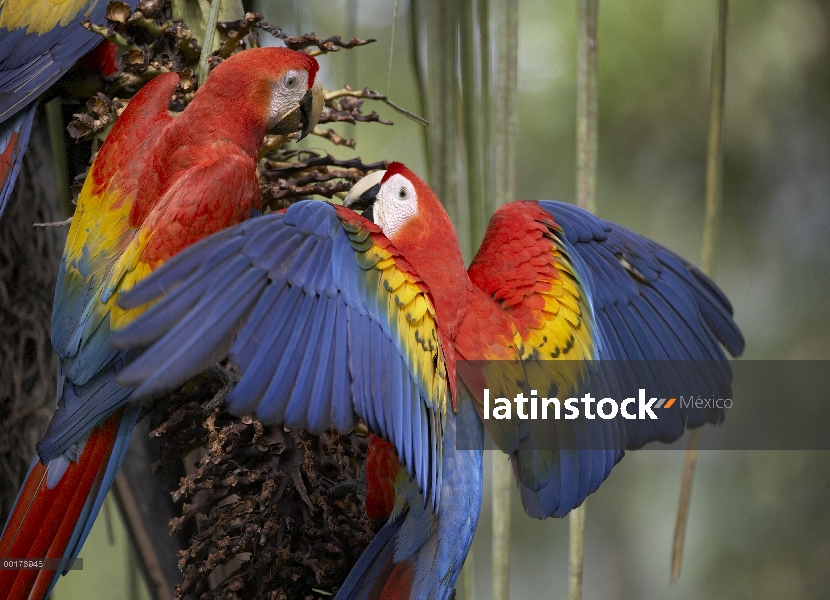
[
  {"xmin": 37, "ymin": 72, "xmax": 210, "ymax": 463},
  {"xmin": 468, "ymin": 200, "xmax": 621, "ymax": 518},
  {"xmin": 111, "ymin": 201, "xmax": 450, "ymax": 509},
  {"xmin": 50, "ymin": 72, "xmax": 179, "ymax": 370},
  {"xmin": 541, "ymin": 200, "xmax": 744, "ymax": 445},
  {"xmin": 469, "ymin": 200, "xmax": 744, "ymax": 518},
  {"xmin": 40, "ymin": 154, "xmax": 259, "ymax": 463}
]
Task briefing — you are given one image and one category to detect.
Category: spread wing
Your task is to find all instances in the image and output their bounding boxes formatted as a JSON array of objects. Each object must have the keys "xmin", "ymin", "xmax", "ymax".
[
  {"xmin": 467, "ymin": 200, "xmax": 744, "ymax": 518},
  {"xmin": 540, "ymin": 200, "xmax": 744, "ymax": 440},
  {"xmin": 111, "ymin": 201, "xmax": 450, "ymax": 509}
]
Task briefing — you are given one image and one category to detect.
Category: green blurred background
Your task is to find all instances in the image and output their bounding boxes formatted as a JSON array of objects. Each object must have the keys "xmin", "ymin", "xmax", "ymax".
[{"xmin": 54, "ymin": 0, "xmax": 830, "ymax": 598}]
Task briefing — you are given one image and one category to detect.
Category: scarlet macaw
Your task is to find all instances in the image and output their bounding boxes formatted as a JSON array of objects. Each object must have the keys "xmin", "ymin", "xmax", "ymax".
[
  {"xmin": 0, "ymin": 46, "xmax": 324, "ymax": 599},
  {"xmin": 110, "ymin": 163, "xmax": 744, "ymax": 598},
  {"xmin": 0, "ymin": 0, "xmax": 124, "ymax": 215}
]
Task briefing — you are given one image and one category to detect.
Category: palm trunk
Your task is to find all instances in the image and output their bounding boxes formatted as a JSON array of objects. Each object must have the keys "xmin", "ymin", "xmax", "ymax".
[{"xmin": 671, "ymin": 0, "xmax": 729, "ymax": 584}]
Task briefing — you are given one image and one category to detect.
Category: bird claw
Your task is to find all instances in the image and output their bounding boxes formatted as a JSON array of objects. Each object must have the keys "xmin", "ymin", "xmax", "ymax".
[{"xmin": 202, "ymin": 364, "xmax": 239, "ymax": 413}]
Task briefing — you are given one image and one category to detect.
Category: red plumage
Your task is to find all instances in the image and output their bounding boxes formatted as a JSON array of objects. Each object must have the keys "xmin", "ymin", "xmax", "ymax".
[
  {"xmin": 365, "ymin": 435, "xmax": 401, "ymax": 520},
  {"xmin": 76, "ymin": 40, "xmax": 119, "ymax": 76}
]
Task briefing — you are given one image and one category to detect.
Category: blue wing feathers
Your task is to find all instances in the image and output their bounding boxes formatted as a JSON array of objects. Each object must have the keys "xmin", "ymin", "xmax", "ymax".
[
  {"xmin": 0, "ymin": 8, "xmax": 107, "ymax": 122},
  {"xmin": 119, "ymin": 228, "xmax": 244, "ymax": 307},
  {"xmin": 283, "ymin": 294, "xmax": 329, "ymax": 430},
  {"xmin": 541, "ymin": 200, "xmax": 744, "ymax": 365},
  {"xmin": 250, "ymin": 230, "xmax": 303, "ymax": 274},
  {"xmin": 231, "ymin": 283, "xmax": 285, "ymax": 368},
  {"xmin": 512, "ymin": 200, "xmax": 744, "ymax": 518},
  {"xmin": 377, "ymin": 329, "xmax": 400, "ymax": 464},
  {"xmin": 329, "ymin": 301, "xmax": 354, "ymax": 433},
  {"xmin": 226, "ymin": 285, "xmax": 304, "ymax": 414},
  {"xmin": 591, "ymin": 242, "xmax": 643, "ymax": 300},
  {"xmin": 117, "ymin": 253, "xmax": 254, "ymax": 366},
  {"xmin": 287, "ymin": 235, "xmax": 322, "ymax": 277},
  {"xmin": 399, "ymin": 369, "xmax": 415, "ymax": 479},
  {"xmin": 356, "ymin": 318, "xmax": 376, "ymax": 432},
  {"xmin": 426, "ymin": 409, "xmax": 438, "ymax": 510},
  {"xmin": 387, "ymin": 351, "xmax": 406, "ymax": 470},
  {"xmin": 255, "ymin": 293, "xmax": 310, "ymax": 424},
  {"xmin": 569, "ymin": 420, "xmax": 593, "ymax": 505},
  {"xmin": 283, "ymin": 198, "xmax": 323, "ymax": 232},
  {"xmin": 305, "ymin": 296, "xmax": 338, "ymax": 433},
  {"xmin": 409, "ymin": 377, "xmax": 423, "ymax": 483},
  {"xmin": 241, "ymin": 213, "xmax": 289, "ymax": 254},
  {"xmin": 347, "ymin": 308, "xmax": 374, "ymax": 430},
  {"xmin": 256, "ymin": 292, "xmax": 318, "ymax": 424},
  {"xmin": 293, "ymin": 238, "xmax": 328, "ymax": 295},
  {"xmin": 371, "ymin": 323, "xmax": 392, "ymax": 448},
  {"xmin": 116, "ymin": 250, "xmax": 252, "ymax": 348},
  {"xmin": 337, "ymin": 235, "xmax": 363, "ymax": 311},
  {"xmin": 38, "ymin": 371, "xmax": 133, "ymax": 461},
  {"xmin": 64, "ymin": 315, "xmax": 116, "ymax": 385},
  {"xmin": 131, "ymin": 270, "xmax": 266, "ymax": 399}
]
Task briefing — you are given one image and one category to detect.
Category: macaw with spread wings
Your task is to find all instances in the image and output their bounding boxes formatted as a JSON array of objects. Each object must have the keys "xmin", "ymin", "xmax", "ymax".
[{"xmin": 110, "ymin": 163, "xmax": 744, "ymax": 599}]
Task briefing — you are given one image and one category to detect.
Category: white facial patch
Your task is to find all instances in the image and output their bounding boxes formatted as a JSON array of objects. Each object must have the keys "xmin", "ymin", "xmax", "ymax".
[
  {"xmin": 375, "ymin": 174, "xmax": 418, "ymax": 238},
  {"xmin": 268, "ymin": 69, "xmax": 309, "ymax": 129}
]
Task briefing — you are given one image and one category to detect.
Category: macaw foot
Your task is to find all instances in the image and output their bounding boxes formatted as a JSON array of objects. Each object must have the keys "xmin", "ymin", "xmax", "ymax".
[
  {"xmin": 326, "ymin": 478, "xmax": 367, "ymax": 507},
  {"xmin": 202, "ymin": 364, "xmax": 239, "ymax": 412}
]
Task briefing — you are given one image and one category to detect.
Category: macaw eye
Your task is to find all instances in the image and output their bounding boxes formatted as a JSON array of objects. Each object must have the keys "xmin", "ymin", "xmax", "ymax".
[
  {"xmin": 284, "ymin": 73, "xmax": 299, "ymax": 88},
  {"xmin": 398, "ymin": 187, "xmax": 407, "ymax": 199}
]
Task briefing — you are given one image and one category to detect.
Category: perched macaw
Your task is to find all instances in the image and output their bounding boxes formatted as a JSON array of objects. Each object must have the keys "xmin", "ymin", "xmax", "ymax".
[
  {"xmin": 0, "ymin": 0, "xmax": 125, "ymax": 216},
  {"xmin": 109, "ymin": 163, "xmax": 744, "ymax": 599},
  {"xmin": 0, "ymin": 46, "xmax": 323, "ymax": 599}
]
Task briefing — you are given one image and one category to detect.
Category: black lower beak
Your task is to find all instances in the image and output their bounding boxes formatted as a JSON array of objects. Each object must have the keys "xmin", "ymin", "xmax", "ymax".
[
  {"xmin": 344, "ymin": 170, "xmax": 384, "ymax": 223},
  {"xmin": 269, "ymin": 107, "xmax": 301, "ymax": 137},
  {"xmin": 344, "ymin": 183, "xmax": 380, "ymax": 221},
  {"xmin": 268, "ymin": 89, "xmax": 317, "ymax": 139}
]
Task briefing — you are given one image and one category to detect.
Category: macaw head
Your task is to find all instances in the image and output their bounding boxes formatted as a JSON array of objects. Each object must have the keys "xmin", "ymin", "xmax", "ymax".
[
  {"xmin": 344, "ymin": 162, "xmax": 467, "ymax": 286},
  {"xmin": 345, "ymin": 162, "xmax": 469, "ymax": 379},
  {"xmin": 196, "ymin": 46, "xmax": 324, "ymax": 141},
  {"xmin": 344, "ymin": 162, "xmax": 455, "ymax": 247}
]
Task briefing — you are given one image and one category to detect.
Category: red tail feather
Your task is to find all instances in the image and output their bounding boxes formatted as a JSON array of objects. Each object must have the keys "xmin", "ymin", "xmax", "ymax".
[
  {"xmin": 366, "ymin": 435, "xmax": 401, "ymax": 520},
  {"xmin": 378, "ymin": 559, "xmax": 416, "ymax": 600},
  {"xmin": 0, "ymin": 410, "xmax": 122, "ymax": 600}
]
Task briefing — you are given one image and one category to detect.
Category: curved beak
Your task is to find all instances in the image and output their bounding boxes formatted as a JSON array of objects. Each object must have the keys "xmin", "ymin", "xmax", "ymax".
[
  {"xmin": 299, "ymin": 78, "xmax": 324, "ymax": 140},
  {"xmin": 269, "ymin": 78, "xmax": 324, "ymax": 140},
  {"xmin": 344, "ymin": 170, "xmax": 385, "ymax": 221}
]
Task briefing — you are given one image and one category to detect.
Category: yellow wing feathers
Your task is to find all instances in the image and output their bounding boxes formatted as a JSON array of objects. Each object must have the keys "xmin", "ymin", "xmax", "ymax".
[
  {"xmin": 345, "ymin": 221, "xmax": 449, "ymax": 418},
  {"xmin": 0, "ymin": 0, "xmax": 97, "ymax": 34},
  {"xmin": 515, "ymin": 247, "xmax": 596, "ymax": 365}
]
